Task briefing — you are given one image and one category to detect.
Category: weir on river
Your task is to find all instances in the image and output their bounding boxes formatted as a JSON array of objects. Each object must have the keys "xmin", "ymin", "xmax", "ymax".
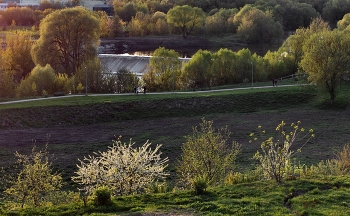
[{"xmin": 98, "ymin": 54, "xmax": 191, "ymax": 77}]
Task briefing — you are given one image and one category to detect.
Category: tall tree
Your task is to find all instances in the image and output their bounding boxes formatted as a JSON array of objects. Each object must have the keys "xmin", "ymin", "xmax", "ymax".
[
  {"xmin": 337, "ymin": 13, "xmax": 350, "ymax": 30},
  {"xmin": 0, "ymin": 30, "xmax": 35, "ymax": 82},
  {"xmin": 166, "ymin": 5, "xmax": 206, "ymax": 38},
  {"xmin": 300, "ymin": 30, "xmax": 350, "ymax": 103},
  {"xmin": 211, "ymin": 48, "xmax": 236, "ymax": 85},
  {"xmin": 237, "ymin": 8, "xmax": 283, "ymax": 44},
  {"xmin": 142, "ymin": 47, "xmax": 181, "ymax": 91},
  {"xmin": 182, "ymin": 49, "xmax": 213, "ymax": 89},
  {"xmin": 281, "ymin": 18, "xmax": 331, "ymax": 74},
  {"xmin": 31, "ymin": 7, "xmax": 100, "ymax": 76}
]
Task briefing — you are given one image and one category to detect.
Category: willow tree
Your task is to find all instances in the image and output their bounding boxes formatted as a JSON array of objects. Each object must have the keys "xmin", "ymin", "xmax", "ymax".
[
  {"xmin": 166, "ymin": 5, "xmax": 206, "ymax": 38},
  {"xmin": 300, "ymin": 30, "xmax": 350, "ymax": 103},
  {"xmin": 143, "ymin": 47, "xmax": 181, "ymax": 92},
  {"xmin": 280, "ymin": 18, "xmax": 330, "ymax": 74},
  {"xmin": 182, "ymin": 49, "xmax": 213, "ymax": 89},
  {"xmin": 31, "ymin": 7, "xmax": 100, "ymax": 76}
]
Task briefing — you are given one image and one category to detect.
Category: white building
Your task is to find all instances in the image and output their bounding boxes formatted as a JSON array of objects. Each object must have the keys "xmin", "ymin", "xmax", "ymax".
[{"xmin": 16, "ymin": 0, "xmax": 107, "ymax": 10}]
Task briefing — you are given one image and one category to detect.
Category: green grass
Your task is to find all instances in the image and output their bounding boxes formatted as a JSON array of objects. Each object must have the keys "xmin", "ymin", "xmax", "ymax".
[
  {"xmin": 0, "ymin": 86, "xmax": 316, "ymax": 128},
  {"xmin": 1, "ymin": 81, "xmax": 350, "ymax": 215},
  {"xmin": 3, "ymin": 176, "xmax": 350, "ymax": 215}
]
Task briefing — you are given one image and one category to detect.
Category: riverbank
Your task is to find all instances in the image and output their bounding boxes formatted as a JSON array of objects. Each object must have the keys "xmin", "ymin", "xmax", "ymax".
[{"xmin": 99, "ymin": 34, "xmax": 283, "ymax": 57}]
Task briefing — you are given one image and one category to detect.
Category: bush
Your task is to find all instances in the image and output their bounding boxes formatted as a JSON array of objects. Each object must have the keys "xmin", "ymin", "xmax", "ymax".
[
  {"xmin": 93, "ymin": 186, "xmax": 112, "ymax": 206},
  {"xmin": 192, "ymin": 175, "xmax": 208, "ymax": 195},
  {"xmin": 334, "ymin": 144, "xmax": 350, "ymax": 174},
  {"xmin": 299, "ymin": 144, "xmax": 350, "ymax": 178},
  {"xmin": 16, "ymin": 64, "xmax": 56, "ymax": 97},
  {"xmin": 72, "ymin": 137, "xmax": 169, "ymax": 196},
  {"xmin": 176, "ymin": 118, "xmax": 241, "ymax": 190},
  {"xmin": 145, "ymin": 181, "xmax": 169, "ymax": 194},
  {"xmin": 5, "ymin": 145, "xmax": 62, "ymax": 208},
  {"xmin": 252, "ymin": 121, "xmax": 314, "ymax": 183}
]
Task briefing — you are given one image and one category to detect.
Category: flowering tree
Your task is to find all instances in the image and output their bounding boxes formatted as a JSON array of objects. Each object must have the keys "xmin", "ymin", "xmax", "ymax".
[
  {"xmin": 72, "ymin": 137, "xmax": 169, "ymax": 196},
  {"xmin": 251, "ymin": 121, "xmax": 314, "ymax": 183}
]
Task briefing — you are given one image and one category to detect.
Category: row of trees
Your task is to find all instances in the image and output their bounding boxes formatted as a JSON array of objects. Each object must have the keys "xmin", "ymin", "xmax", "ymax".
[
  {"xmin": 107, "ymin": 0, "xmax": 350, "ymax": 40},
  {"xmin": 0, "ymin": 0, "xmax": 80, "ymax": 27},
  {"xmin": 1, "ymin": 7, "xmax": 350, "ymax": 102},
  {"xmin": 1, "ymin": 0, "xmax": 350, "ymax": 41},
  {"xmin": 0, "ymin": 7, "xmax": 140, "ymax": 97},
  {"xmin": 144, "ymin": 17, "xmax": 350, "ymax": 103}
]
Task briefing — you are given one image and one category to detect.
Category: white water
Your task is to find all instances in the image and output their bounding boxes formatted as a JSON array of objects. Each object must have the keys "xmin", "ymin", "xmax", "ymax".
[{"xmin": 98, "ymin": 54, "xmax": 190, "ymax": 76}]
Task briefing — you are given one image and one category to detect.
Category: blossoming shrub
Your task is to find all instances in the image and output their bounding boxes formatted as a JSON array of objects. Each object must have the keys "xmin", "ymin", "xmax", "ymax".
[
  {"xmin": 72, "ymin": 137, "xmax": 169, "ymax": 196},
  {"xmin": 251, "ymin": 121, "xmax": 314, "ymax": 183}
]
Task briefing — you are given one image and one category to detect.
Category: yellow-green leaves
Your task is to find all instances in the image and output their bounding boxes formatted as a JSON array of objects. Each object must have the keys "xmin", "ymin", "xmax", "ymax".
[{"xmin": 251, "ymin": 121, "xmax": 314, "ymax": 183}]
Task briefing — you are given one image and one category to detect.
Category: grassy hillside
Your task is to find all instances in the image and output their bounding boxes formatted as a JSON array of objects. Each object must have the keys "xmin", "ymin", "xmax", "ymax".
[
  {"xmin": 1, "ymin": 83, "xmax": 350, "ymax": 215},
  {"xmin": 0, "ymin": 86, "xmax": 315, "ymax": 128},
  {"xmin": 2, "ymin": 176, "xmax": 350, "ymax": 215}
]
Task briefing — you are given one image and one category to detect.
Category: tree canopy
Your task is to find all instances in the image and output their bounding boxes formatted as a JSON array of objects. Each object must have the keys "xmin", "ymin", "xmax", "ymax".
[
  {"xmin": 31, "ymin": 7, "xmax": 100, "ymax": 76},
  {"xmin": 0, "ymin": 30, "xmax": 35, "ymax": 82},
  {"xmin": 166, "ymin": 5, "xmax": 206, "ymax": 38},
  {"xmin": 143, "ymin": 47, "xmax": 181, "ymax": 91},
  {"xmin": 300, "ymin": 30, "xmax": 350, "ymax": 103}
]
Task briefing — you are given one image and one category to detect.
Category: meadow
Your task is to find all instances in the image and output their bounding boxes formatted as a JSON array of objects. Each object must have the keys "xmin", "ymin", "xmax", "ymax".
[{"xmin": 1, "ymin": 79, "xmax": 350, "ymax": 215}]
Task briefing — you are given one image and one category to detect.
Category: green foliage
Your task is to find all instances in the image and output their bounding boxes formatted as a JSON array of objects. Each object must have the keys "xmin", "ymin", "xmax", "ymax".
[
  {"xmin": 31, "ymin": 7, "xmax": 100, "ymax": 75},
  {"xmin": 166, "ymin": 5, "xmax": 206, "ymax": 38},
  {"xmin": 176, "ymin": 118, "xmax": 241, "ymax": 189},
  {"xmin": 301, "ymin": 144, "xmax": 350, "ymax": 178},
  {"xmin": 16, "ymin": 64, "xmax": 56, "ymax": 97},
  {"xmin": 204, "ymin": 8, "xmax": 238, "ymax": 34},
  {"xmin": 5, "ymin": 145, "xmax": 62, "ymax": 208},
  {"xmin": 182, "ymin": 49, "xmax": 213, "ymax": 89},
  {"xmin": 225, "ymin": 170, "xmax": 262, "ymax": 185},
  {"xmin": 280, "ymin": 17, "xmax": 331, "ymax": 75},
  {"xmin": 211, "ymin": 48, "xmax": 237, "ymax": 85},
  {"xmin": 72, "ymin": 137, "xmax": 169, "ymax": 196},
  {"xmin": 252, "ymin": 121, "xmax": 314, "ymax": 183},
  {"xmin": 236, "ymin": 8, "xmax": 283, "ymax": 44},
  {"xmin": 337, "ymin": 13, "xmax": 350, "ymax": 30},
  {"xmin": 0, "ymin": 71, "xmax": 16, "ymax": 98},
  {"xmin": 4, "ymin": 177, "xmax": 350, "ymax": 215},
  {"xmin": 0, "ymin": 30, "xmax": 35, "ymax": 82},
  {"xmin": 74, "ymin": 57, "xmax": 105, "ymax": 93},
  {"xmin": 76, "ymin": 83, "xmax": 84, "ymax": 93},
  {"xmin": 192, "ymin": 175, "xmax": 208, "ymax": 195},
  {"xmin": 334, "ymin": 144, "xmax": 350, "ymax": 174},
  {"xmin": 115, "ymin": 67, "xmax": 139, "ymax": 93},
  {"xmin": 144, "ymin": 181, "xmax": 169, "ymax": 194},
  {"xmin": 143, "ymin": 47, "xmax": 181, "ymax": 91},
  {"xmin": 300, "ymin": 29, "xmax": 350, "ymax": 103},
  {"xmin": 54, "ymin": 73, "xmax": 72, "ymax": 94},
  {"xmin": 92, "ymin": 186, "xmax": 112, "ymax": 206}
]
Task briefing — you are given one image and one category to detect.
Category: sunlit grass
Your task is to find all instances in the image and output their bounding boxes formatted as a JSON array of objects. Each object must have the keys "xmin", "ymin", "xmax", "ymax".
[
  {"xmin": 0, "ymin": 81, "xmax": 308, "ymax": 110},
  {"xmin": 4, "ymin": 176, "xmax": 350, "ymax": 215}
]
